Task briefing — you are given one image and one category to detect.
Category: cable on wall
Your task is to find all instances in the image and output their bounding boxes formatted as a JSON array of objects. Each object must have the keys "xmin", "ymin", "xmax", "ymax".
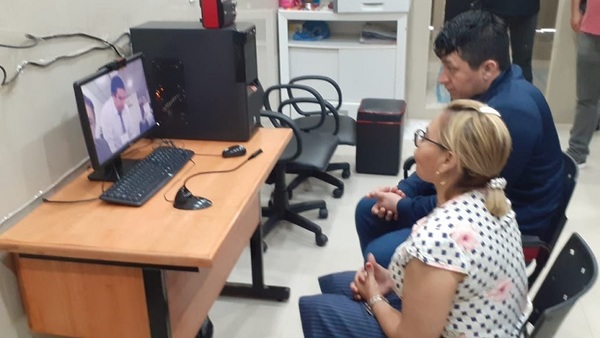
[{"xmin": 0, "ymin": 32, "xmax": 130, "ymax": 87}]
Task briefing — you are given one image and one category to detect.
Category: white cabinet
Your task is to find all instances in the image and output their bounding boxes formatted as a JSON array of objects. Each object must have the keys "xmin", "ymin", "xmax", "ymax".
[{"xmin": 277, "ymin": 8, "xmax": 409, "ymax": 117}]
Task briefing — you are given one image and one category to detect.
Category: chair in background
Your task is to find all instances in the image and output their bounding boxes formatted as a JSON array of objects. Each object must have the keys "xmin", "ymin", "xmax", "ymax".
[
  {"xmin": 260, "ymin": 84, "xmax": 338, "ymax": 246},
  {"xmin": 289, "ymin": 75, "xmax": 356, "ymax": 152},
  {"xmin": 523, "ymin": 152, "xmax": 579, "ymax": 286},
  {"xmin": 402, "ymin": 156, "xmax": 416, "ymax": 179},
  {"xmin": 264, "ymin": 81, "xmax": 347, "ymax": 199},
  {"xmin": 521, "ymin": 232, "xmax": 597, "ymax": 337}
]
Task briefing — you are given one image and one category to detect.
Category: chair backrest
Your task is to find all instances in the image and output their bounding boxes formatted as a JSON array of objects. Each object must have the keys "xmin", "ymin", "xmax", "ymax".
[
  {"xmin": 524, "ymin": 152, "xmax": 579, "ymax": 286},
  {"xmin": 525, "ymin": 232, "xmax": 598, "ymax": 338},
  {"xmin": 545, "ymin": 153, "xmax": 579, "ymax": 246},
  {"xmin": 403, "ymin": 156, "xmax": 416, "ymax": 179},
  {"xmin": 289, "ymin": 75, "xmax": 343, "ymax": 112}
]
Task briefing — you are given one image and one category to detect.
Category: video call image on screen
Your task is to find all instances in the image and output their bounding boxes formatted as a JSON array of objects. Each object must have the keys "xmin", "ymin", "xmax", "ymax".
[{"xmin": 79, "ymin": 56, "xmax": 155, "ymax": 166}]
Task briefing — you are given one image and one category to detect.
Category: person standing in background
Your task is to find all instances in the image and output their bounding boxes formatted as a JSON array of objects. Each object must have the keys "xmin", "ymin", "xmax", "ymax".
[
  {"xmin": 444, "ymin": 0, "xmax": 540, "ymax": 83},
  {"xmin": 566, "ymin": 0, "xmax": 600, "ymax": 167}
]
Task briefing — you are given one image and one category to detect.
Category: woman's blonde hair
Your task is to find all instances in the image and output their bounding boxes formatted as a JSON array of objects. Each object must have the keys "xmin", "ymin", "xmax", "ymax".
[{"xmin": 437, "ymin": 99, "xmax": 512, "ymax": 217}]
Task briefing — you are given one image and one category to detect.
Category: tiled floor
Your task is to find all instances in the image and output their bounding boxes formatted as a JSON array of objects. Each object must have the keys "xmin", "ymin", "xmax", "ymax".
[{"xmin": 210, "ymin": 120, "xmax": 600, "ymax": 338}]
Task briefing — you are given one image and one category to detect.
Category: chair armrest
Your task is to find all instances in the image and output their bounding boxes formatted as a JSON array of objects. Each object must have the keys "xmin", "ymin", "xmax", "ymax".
[
  {"xmin": 403, "ymin": 156, "xmax": 416, "ymax": 179},
  {"xmin": 260, "ymin": 110, "xmax": 303, "ymax": 162},
  {"xmin": 290, "ymin": 75, "xmax": 343, "ymax": 112},
  {"xmin": 263, "ymin": 83, "xmax": 329, "ymax": 130},
  {"xmin": 521, "ymin": 235, "xmax": 551, "ymax": 251},
  {"xmin": 280, "ymin": 97, "xmax": 340, "ymax": 135}
]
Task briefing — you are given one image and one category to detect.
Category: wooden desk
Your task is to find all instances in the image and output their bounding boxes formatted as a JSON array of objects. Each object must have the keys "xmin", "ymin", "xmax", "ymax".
[{"xmin": 0, "ymin": 128, "xmax": 292, "ymax": 338}]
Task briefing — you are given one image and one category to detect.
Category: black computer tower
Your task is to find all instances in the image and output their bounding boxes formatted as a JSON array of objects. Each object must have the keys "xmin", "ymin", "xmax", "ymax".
[{"xmin": 130, "ymin": 21, "xmax": 261, "ymax": 141}]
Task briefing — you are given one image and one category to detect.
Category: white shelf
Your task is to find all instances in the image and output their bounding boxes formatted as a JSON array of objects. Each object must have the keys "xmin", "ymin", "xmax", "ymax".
[
  {"xmin": 279, "ymin": 8, "xmax": 406, "ymax": 21},
  {"xmin": 278, "ymin": 8, "xmax": 409, "ymax": 111},
  {"xmin": 288, "ymin": 34, "xmax": 397, "ymax": 49}
]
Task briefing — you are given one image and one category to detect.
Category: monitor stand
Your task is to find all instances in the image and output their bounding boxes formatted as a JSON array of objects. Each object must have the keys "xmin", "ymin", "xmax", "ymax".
[{"xmin": 87, "ymin": 157, "xmax": 140, "ymax": 182}]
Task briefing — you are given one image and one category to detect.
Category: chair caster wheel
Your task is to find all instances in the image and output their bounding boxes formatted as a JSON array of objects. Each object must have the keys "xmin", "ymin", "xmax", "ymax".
[
  {"xmin": 332, "ymin": 188, "xmax": 344, "ymax": 198},
  {"xmin": 315, "ymin": 233, "xmax": 328, "ymax": 247},
  {"xmin": 319, "ymin": 207, "xmax": 328, "ymax": 219},
  {"xmin": 342, "ymin": 169, "xmax": 351, "ymax": 179},
  {"xmin": 262, "ymin": 240, "xmax": 268, "ymax": 253}
]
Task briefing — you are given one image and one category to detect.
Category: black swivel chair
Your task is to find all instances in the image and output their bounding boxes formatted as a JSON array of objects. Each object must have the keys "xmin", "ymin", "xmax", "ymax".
[
  {"xmin": 260, "ymin": 91, "xmax": 338, "ymax": 245},
  {"xmin": 288, "ymin": 75, "xmax": 356, "ymax": 184},
  {"xmin": 522, "ymin": 232, "xmax": 597, "ymax": 337},
  {"xmin": 264, "ymin": 82, "xmax": 346, "ymax": 199}
]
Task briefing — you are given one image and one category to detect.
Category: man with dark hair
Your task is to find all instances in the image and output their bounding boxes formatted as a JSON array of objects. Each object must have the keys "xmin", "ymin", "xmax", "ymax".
[
  {"xmin": 444, "ymin": 0, "xmax": 539, "ymax": 82},
  {"xmin": 99, "ymin": 75, "xmax": 138, "ymax": 152},
  {"xmin": 355, "ymin": 10, "xmax": 564, "ymax": 267}
]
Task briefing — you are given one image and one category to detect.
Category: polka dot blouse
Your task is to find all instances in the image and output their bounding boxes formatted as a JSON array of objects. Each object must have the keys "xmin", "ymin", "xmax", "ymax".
[{"xmin": 389, "ymin": 190, "xmax": 532, "ymax": 338}]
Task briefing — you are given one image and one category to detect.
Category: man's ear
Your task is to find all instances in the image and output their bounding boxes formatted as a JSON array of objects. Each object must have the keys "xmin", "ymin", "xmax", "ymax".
[{"xmin": 481, "ymin": 60, "xmax": 499, "ymax": 79}]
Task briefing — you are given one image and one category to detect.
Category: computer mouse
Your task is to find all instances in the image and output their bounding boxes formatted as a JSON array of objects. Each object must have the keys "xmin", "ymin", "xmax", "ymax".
[
  {"xmin": 173, "ymin": 186, "xmax": 212, "ymax": 210},
  {"xmin": 222, "ymin": 145, "xmax": 247, "ymax": 158}
]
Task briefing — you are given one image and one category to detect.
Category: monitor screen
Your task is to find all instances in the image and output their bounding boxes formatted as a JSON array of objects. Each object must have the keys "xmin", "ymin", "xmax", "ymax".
[{"xmin": 74, "ymin": 53, "xmax": 156, "ymax": 179}]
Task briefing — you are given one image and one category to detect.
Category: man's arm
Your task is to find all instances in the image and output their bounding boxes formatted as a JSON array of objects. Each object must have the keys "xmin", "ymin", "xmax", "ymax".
[
  {"xmin": 99, "ymin": 104, "xmax": 118, "ymax": 153},
  {"xmin": 397, "ymin": 173, "xmax": 436, "ymax": 197},
  {"xmin": 395, "ymin": 195, "xmax": 437, "ymax": 226},
  {"xmin": 571, "ymin": 0, "xmax": 584, "ymax": 32}
]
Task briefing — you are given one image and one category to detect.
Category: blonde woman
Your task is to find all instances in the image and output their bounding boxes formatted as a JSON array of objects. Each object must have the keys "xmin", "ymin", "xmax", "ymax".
[{"xmin": 299, "ymin": 100, "xmax": 530, "ymax": 338}]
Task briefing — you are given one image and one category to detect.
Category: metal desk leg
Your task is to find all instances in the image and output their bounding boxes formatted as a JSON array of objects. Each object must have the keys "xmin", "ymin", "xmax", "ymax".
[{"xmin": 221, "ymin": 224, "xmax": 290, "ymax": 301}]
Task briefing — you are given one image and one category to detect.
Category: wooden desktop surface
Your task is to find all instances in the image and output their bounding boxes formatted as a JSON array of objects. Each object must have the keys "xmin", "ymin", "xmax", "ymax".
[{"xmin": 0, "ymin": 128, "xmax": 292, "ymax": 268}]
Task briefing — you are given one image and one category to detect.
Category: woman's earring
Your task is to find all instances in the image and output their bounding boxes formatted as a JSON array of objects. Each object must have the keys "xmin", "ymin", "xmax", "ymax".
[{"xmin": 436, "ymin": 170, "xmax": 446, "ymax": 185}]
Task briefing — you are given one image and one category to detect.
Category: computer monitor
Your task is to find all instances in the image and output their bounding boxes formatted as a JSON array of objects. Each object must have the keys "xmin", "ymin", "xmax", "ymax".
[{"xmin": 74, "ymin": 53, "xmax": 157, "ymax": 181}]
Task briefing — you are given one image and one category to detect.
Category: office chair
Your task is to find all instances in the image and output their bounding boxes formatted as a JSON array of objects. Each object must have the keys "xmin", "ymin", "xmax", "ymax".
[
  {"xmin": 522, "ymin": 152, "xmax": 579, "ymax": 286},
  {"xmin": 403, "ymin": 152, "xmax": 579, "ymax": 287},
  {"xmin": 288, "ymin": 75, "xmax": 356, "ymax": 182},
  {"xmin": 264, "ymin": 82, "xmax": 346, "ymax": 199},
  {"xmin": 402, "ymin": 156, "xmax": 416, "ymax": 179},
  {"xmin": 260, "ymin": 88, "xmax": 337, "ymax": 245},
  {"xmin": 521, "ymin": 232, "xmax": 597, "ymax": 337}
]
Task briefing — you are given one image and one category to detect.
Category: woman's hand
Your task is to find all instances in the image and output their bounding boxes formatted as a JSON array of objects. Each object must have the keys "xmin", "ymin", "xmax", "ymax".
[{"xmin": 350, "ymin": 254, "xmax": 393, "ymax": 300}]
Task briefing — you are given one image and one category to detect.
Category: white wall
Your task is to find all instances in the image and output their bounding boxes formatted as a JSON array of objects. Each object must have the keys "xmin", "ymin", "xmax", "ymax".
[{"xmin": 546, "ymin": 0, "xmax": 577, "ymax": 123}]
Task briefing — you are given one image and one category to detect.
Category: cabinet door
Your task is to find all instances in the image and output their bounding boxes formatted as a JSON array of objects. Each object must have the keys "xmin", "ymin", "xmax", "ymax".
[
  {"xmin": 338, "ymin": 48, "xmax": 396, "ymax": 104},
  {"xmin": 289, "ymin": 48, "xmax": 340, "ymax": 102}
]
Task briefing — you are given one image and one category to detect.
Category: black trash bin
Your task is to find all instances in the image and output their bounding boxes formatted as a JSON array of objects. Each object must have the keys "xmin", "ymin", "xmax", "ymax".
[{"xmin": 356, "ymin": 98, "xmax": 406, "ymax": 175}]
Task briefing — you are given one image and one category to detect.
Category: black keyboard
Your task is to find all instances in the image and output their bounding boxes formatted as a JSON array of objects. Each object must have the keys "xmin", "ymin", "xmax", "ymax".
[{"xmin": 100, "ymin": 147, "xmax": 194, "ymax": 206}]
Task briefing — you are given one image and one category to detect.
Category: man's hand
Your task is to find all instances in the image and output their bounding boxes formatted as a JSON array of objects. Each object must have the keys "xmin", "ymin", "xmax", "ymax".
[
  {"xmin": 350, "ymin": 253, "xmax": 393, "ymax": 301},
  {"xmin": 571, "ymin": 10, "xmax": 583, "ymax": 32},
  {"xmin": 367, "ymin": 186, "xmax": 405, "ymax": 221}
]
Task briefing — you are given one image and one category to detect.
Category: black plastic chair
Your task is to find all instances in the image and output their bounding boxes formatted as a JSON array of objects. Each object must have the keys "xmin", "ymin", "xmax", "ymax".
[
  {"xmin": 259, "ymin": 108, "xmax": 333, "ymax": 247},
  {"xmin": 402, "ymin": 156, "xmax": 416, "ymax": 179},
  {"xmin": 264, "ymin": 82, "xmax": 346, "ymax": 199},
  {"xmin": 289, "ymin": 75, "xmax": 356, "ymax": 149},
  {"xmin": 522, "ymin": 152, "xmax": 578, "ymax": 286},
  {"xmin": 522, "ymin": 232, "xmax": 597, "ymax": 337}
]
